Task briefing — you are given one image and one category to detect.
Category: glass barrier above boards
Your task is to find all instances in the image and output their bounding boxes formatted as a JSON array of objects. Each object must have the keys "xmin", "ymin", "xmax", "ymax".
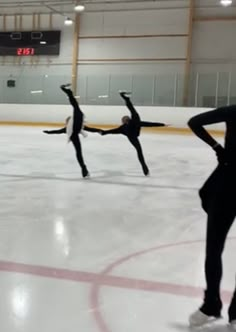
[{"xmin": 0, "ymin": 72, "xmax": 236, "ymax": 107}]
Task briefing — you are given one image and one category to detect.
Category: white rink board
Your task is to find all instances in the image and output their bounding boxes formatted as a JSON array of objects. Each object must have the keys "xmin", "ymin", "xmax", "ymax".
[{"xmin": 0, "ymin": 104, "xmax": 225, "ymax": 131}]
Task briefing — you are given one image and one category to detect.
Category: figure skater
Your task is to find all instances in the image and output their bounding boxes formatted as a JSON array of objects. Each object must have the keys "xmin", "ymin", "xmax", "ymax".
[
  {"xmin": 188, "ymin": 105, "xmax": 236, "ymax": 328},
  {"xmin": 100, "ymin": 92, "xmax": 168, "ymax": 175},
  {"xmin": 44, "ymin": 84, "xmax": 101, "ymax": 178}
]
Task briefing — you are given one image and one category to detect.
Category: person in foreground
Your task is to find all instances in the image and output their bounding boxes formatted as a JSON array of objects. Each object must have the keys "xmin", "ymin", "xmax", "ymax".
[
  {"xmin": 43, "ymin": 84, "xmax": 101, "ymax": 178},
  {"xmin": 188, "ymin": 105, "xmax": 236, "ymax": 328},
  {"xmin": 100, "ymin": 92, "xmax": 168, "ymax": 176}
]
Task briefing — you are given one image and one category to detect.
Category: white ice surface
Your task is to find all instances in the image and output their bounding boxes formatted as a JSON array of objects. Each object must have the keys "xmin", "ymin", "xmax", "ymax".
[{"xmin": 0, "ymin": 126, "xmax": 235, "ymax": 332}]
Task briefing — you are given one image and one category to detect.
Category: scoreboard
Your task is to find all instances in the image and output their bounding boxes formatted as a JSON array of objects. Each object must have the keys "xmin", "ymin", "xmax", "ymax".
[{"xmin": 0, "ymin": 31, "xmax": 61, "ymax": 56}]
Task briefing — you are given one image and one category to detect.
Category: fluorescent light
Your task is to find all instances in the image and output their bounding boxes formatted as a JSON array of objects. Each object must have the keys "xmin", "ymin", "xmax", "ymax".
[
  {"xmin": 98, "ymin": 95, "xmax": 109, "ymax": 99},
  {"xmin": 74, "ymin": 4, "xmax": 85, "ymax": 12},
  {"xmin": 220, "ymin": 0, "xmax": 232, "ymax": 6},
  {"xmin": 40, "ymin": 41, "xmax": 47, "ymax": 44},
  {"xmin": 30, "ymin": 90, "xmax": 43, "ymax": 94},
  {"xmin": 64, "ymin": 17, "xmax": 73, "ymax": 26}
]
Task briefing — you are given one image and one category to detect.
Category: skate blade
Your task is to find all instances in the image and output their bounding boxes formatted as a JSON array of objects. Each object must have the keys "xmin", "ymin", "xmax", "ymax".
[
  {"xmin": 189, "ymin": 316, "xmax": 222, "ymax": 328},
  {"xmin": 119, "ymin": 90, "xmax": 132, "ymax": 95},
  {"xmin": 229, "ymin": 321, "xmax": 236, "ymax": 330}
]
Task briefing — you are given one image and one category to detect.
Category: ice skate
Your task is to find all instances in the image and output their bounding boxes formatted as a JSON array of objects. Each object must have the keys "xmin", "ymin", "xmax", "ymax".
[
  {"xmin": 189, "ymin": 309, "xmax": 222, "ymax": 327},
  {"xmin": 230, "ymin": 320, "xmax": 236, "ymax": 330},
  {"xmin": 82, "ymin": 167, "xmax": 90, "ymax": 178},
  {"xmin": 119, "ymin": 91, "xmax": 132, "ymax": 99}
]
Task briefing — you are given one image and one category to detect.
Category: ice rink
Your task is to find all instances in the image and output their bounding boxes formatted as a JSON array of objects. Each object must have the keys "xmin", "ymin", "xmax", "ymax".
[{"xmin": 0, "ymin": 126, "xmax": 235, "ymax": 332}]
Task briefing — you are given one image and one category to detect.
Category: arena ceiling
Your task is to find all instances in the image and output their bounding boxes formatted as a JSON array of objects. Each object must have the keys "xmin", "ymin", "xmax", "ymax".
[{"xmin": 0, "ymin": 0, "xmax": 234, "ymax": 15}]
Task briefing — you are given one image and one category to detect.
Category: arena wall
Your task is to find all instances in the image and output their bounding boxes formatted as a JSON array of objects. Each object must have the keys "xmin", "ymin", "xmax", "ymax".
[
  {"xmin": 1, "ymin": 4, "xmax": 236, "ymax": 108},
  {"xmin": 0, "ymin": 104, "xmax": 225, "ymax": 133}
]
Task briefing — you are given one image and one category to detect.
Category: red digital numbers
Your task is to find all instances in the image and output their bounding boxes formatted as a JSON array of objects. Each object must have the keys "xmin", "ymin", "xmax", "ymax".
[
  {"xmin": 17, "ymin": 48, "xmax": 23, "ymax": 56},
  {"xmin": 17, "ymin": 48, "xmax": 35, "ymax": 56}
]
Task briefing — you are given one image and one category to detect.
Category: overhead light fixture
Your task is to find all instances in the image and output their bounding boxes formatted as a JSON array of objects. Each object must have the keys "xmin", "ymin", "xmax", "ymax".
[
  {"xmin": 74, "ymin": 4, "xmax": 85, "ymax": 12},
  {"xmin": 220, "ymin": 0, "xmax": 232, "ymax": 6},
  {"xmin": 30, "ymin": 90, "xmax": 43, "ymax": 94},
  {"xmin": 64, "ymin": 17, "xmax": 73, "ymax": 26},
  {"xmin": 98, "ymin": 95, "xmax": 109, "ymax": 99},
  {"xmin": 40, "ymin": 41, "xmax": 47, "ymax": 44}
]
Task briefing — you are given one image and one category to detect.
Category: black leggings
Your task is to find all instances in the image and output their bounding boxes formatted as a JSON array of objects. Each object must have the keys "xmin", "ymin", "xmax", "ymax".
[
  {"xmin": 205, "ymin": 202, "xmax": 235, "ymax": 297},
  {"xmin": 201, "ymin": 165, "xmax": 236, "ymax": 317},
  {"xmin": 125, "ymin": 98, "xmax": 141, "ymax": 137},
  {"xmin": 70, "ymin": 134, "xmax": 87, "ymax": 170},
  {"xmin": 128, "ymin": 136, "xmax": 148, "ymax": 173}
]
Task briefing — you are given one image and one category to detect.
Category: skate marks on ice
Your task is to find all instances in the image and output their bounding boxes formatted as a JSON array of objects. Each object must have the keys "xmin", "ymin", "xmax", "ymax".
[{"xmin": 0, "ymin": 171, "xmax": 198, "ymax": 191}]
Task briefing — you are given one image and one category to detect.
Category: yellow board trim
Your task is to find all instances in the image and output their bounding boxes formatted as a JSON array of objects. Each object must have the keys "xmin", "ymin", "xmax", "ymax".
[
  {"xmin": 0, "ymin": 121, "xmax": 224, "ymax": 136},
  {"xmin": 0, "ymin": 121, "xmax": 64, "ymax": 127}
]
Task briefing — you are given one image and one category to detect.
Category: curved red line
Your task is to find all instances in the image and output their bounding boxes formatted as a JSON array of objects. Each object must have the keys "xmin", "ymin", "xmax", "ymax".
[{"xmin": 90, "ymin": 237, "xmax": 236, "ymax": 332}]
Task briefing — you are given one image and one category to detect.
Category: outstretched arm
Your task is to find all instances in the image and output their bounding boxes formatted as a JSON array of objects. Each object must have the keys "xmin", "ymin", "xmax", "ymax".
[
  {"xmin": 43, "ymin": 127, "xmax": 66, "ymax": 134},
  {"xmin": 140, "ymin": 121, "xmax": 166, "ymax": 128},
  {"xmin": 101, "ymin": 126, "xmax": 123, "ymax": 135},
  {"xmin": 84, "ymin": 125, "xmax": 102, "ymax": 133}
]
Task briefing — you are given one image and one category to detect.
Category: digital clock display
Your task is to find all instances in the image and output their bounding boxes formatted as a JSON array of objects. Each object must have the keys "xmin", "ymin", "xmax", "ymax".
[
  {"xmin": 0, "ymin": 31, "xmax": 61, "ymax": 56},
  {"xmin": 17, "ymin": 48, "xmax": 35, "ymax": 56}
]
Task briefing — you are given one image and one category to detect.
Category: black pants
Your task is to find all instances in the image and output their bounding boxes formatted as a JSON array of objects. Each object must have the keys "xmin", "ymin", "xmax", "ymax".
[
  {"xmin": 70, "ymin": 133, "xmax": 87, "ymax": 172},
  {"xmin": 128, "ymin": 136, "xmax": 148, "ymax": 174},
  {"xmin": 200, "ymin": 165, "xmax": 236, "ymax": 319},
  {"xmin": 125, "ymin": 98, "xmax": 141, "ymax": 137},
  {"xmin": 72, "ymin": 107, "xmax": 83, "ymax": 133}
]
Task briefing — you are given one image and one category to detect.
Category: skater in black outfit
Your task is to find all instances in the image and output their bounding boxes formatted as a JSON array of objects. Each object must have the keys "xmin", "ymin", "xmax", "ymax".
[
  {"xmin": 44, "ymin": 85, "xmax": 101, "ymax": 178},
  {"xmin": 188, "ymin": 105, "xmax": 236, "ymax": 327},
  {"xmin": 100, "ymin": 92, "xmax": 167, "ymax": 175}
]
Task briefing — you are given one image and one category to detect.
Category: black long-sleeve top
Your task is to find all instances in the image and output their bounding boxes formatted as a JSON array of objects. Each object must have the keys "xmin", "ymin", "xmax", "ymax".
[{"xmin": 188, "ymin": 105, "xmax": 236, "ymax": 159}]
